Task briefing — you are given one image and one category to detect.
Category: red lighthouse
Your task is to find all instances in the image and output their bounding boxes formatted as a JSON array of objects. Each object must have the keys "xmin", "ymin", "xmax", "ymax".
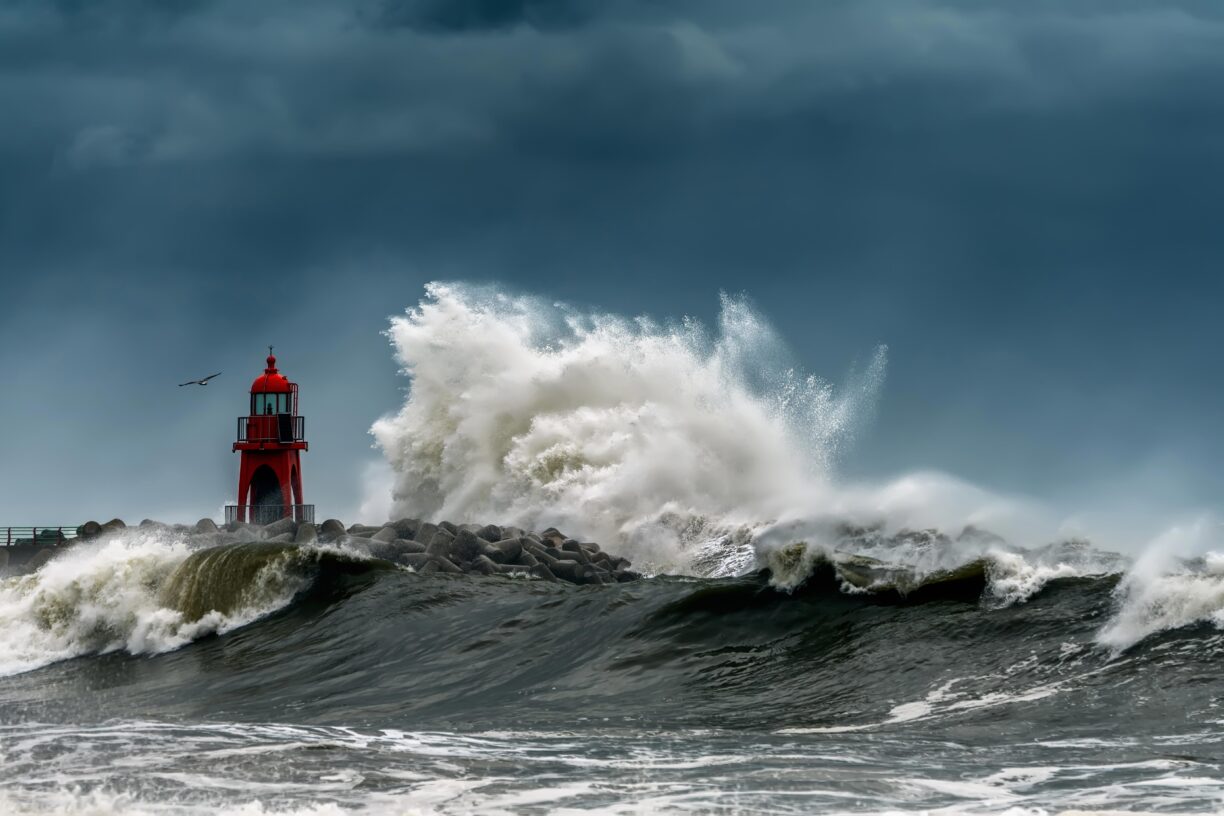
[{"xmin": 226, "ymin": 349, "xmax": 313, "ymax": 525}]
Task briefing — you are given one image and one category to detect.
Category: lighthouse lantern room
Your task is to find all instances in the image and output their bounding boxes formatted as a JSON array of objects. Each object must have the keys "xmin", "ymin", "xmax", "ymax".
[{"xmin": 225, "ymin": 349, "xmax": 313, "ymax": 525}]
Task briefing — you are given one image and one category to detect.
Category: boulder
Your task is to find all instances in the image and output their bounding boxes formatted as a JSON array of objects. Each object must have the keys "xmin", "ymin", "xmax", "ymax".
[
  {"xmin": 193, "ymin": 518, "xmax": 219, "ymax": 534},
  {"xmin": 262, "ymin": 517, "xmax": 297, "ymax": 538},
  {"xmin": 362, "ymin": 540, "xmax": 399, "ymax": 562},
  {"xmin": 525, "ymin": 543, "xmax": 561, "ymax": 570},
  {"xmin": 427, "ymin": 555, "xmax": 463, "ymax": 575},
  {"xmin": 522, "ymin": 539, "xmax": 548, "ymax": 557},
  {"xmin": 371, "ymin": 526, "xmax": 398, "ymax": 543},
  {"xmin": 414, "ymin": 522, "xmax": 439, "ymax": 546},
  {"xmin": 395, "ymin": 539, "xmax": 427, "ymax": 554},
  {"xmin": 425, "ymin": 529, "xmax": 456, "ymax": 557},
  {"xmin": 265, "ymin": 533, "xmax": 295, "ymax": 544},
  {"xmin": 561, "ymin": 541, "xmax": 592, "ymax": 565},
  {"xmin": 0, "ymin": 550, "xmax": 8, "ymax": 570},
  {"xmin": 190, "ymin": 532, "xmax": 227, "ymax": 549},
  {"xmin": 540, "ymin": 527, "xmax": 566, "ymax": 547},
  {"xmin": 477, "ymin": 524, "xmax": 503, "ymax": 542},
  {"xmin": 77, "ymin": 521, "xmax": 103, "ymax": 540},
  {"xmin": 548, "ymin": 559, "xmax": 585, "ymax": 583},
  {"xmin": 100, "ymin": 519, "xmax": 126, "ymax": 534},
  {"xmin": 438, "ymin": 521, "xmax": 459, "ymax": 535},
  {"xmin": 401, "ymin": 553, "xmax": 431, "ymax": 570},
  {"xmin": 391, "ymin": 518, "xmax": 421, "ymax": 540},
  {"xmin": 487, "ymin": 537, "xmax": 523, "ymax": 564},
  {"xmin": 529, "ymin": 563, "xmax": 559, "ymax": 583},
  {"xmin": 470, "ymin": 554, "xmax": 498, "ymax": 576},
  {"xmin": 451, "ymin": 529, "xmax": 487, "ymax": 563},
  {"xmin": 583, "ymin": 568, "xmax": 612, "ymax": 585},
  {"xmin": 319, "ymin": 519, "xmax": 346, "ymax": 541},
  {"xmin": 295, "ymin": 523, "xmax": 318, "ymax": 545}
]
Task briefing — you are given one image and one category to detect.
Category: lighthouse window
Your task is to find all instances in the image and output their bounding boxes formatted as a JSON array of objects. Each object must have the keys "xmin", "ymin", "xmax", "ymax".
[{"xmin": 250, "ymin": 393, "xmax": 291, "ymax": 415}]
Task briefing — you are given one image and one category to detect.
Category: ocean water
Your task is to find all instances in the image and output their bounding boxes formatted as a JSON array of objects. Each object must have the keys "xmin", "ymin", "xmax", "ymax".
[
  {"xmin": 3, "ymin": 286, "xmax": 1223, "ymax": 814},
  {"xmin": 3, "ymin": 529, "xmax": 1224, "ymax": 814}
]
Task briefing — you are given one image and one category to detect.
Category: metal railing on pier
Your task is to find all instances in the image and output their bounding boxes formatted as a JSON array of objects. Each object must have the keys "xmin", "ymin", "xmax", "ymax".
[
  {"xmin": 1, "ymin": 527, "xmax": 78, "ymax": 547},
  {"xmin": 224, "ymin": 505, "xmax": 315, "ymax": 525}
]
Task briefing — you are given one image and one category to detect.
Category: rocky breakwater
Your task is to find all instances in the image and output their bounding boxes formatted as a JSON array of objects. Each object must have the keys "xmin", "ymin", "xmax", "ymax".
[
  {"xmin": 316, "ymin": 517, "xmax": 640, "ymax": 586},
  {"xmin": 51, "ymin": 516, "xmax": 640, "ymax": 587}
]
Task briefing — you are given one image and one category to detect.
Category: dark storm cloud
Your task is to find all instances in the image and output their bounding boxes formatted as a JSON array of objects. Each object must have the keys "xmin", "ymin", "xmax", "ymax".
[
  {"xmin": 372, "ymin": 0, "xmax": 595, "ymax": 32},
  {"xmin": 6, "ymin": 0, "xmax": 1223, "ymax": 168},
  {"xmin": 2, "ymin": 0, "xmax": 1224, "ymax": 525}
]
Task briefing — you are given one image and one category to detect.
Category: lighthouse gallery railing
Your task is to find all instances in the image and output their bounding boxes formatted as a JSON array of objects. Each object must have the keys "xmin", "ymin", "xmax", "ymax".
[{"xmin": 237, "ymin": 415, "xmax": 305, "ymax": 444}]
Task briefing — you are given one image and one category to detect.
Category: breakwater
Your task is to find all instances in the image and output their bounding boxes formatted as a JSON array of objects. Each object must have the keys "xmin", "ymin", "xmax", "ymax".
[{"xmin": 5, "ymin": 515, "xmax": 638, "ymax": 587}]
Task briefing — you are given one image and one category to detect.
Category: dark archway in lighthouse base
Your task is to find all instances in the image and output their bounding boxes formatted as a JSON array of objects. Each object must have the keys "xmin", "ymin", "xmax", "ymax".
[{"xmin": 249, "ymin": 464, "xmax": 285, "ymax": 525}]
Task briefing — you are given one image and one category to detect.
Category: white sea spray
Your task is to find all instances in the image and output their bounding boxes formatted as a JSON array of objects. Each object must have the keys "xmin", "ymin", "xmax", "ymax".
[
  {"xmin": 369, "ymin": 282, "xmax": 884, "ymax": 573},
  {"xmin": 367, "ymin": 283, "xmax": 1136, "ymax": 597},
  {"xmin": 1097, "ymin": 517, "xmax": 1224, "ymax": 650},
  {"xmin": 0, "ymin": 530, "xmax": 311, "ymax": 677}
]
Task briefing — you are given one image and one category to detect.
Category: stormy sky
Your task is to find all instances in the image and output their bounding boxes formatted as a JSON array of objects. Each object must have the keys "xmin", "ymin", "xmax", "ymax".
[{"xmin": 2, "ymin": 0, "xmax": 1223, "ymax": 538}]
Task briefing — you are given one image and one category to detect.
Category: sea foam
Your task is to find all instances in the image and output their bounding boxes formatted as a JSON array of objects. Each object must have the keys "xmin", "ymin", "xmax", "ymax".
[
  {"xmin": 369, "ymin": 282, "xmax": 886, "ymax": 573},
  {"xmin": 0, "ymin": 530, "xmax": 305, "ymax": 677},
  {"xmin": 368, "ymin": 283, "xmax": 1094, "ymax": 583},
  {"xmin": 1097, "ymin": 519, "xmax": 1224, "ymax": 650}
]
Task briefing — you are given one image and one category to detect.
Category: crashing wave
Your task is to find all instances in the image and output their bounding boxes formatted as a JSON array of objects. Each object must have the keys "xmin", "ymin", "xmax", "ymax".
[
  {"xmin": 1098, "ymin": 552, "xmax": 1224, "ymax": 651},
  {"xmin": 0, "ymin": 529, "xmax": 374, "ymax": 678},
  {"xmin": 368, "ymin": 284, "xmax": 1086, "ymax": 580},
  {"xmin": 758, "ymin": 523, "xmax": 1127, "ymax": 604},
  {"xmin": 368, "ymin": 282, "xmax": 889, "ymax": 574}
]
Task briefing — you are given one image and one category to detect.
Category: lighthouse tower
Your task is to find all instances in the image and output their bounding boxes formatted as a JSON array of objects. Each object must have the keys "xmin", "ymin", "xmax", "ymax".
[{"xmin": 226, "ymin": 349, "xmax": 312, "ymax": 525}]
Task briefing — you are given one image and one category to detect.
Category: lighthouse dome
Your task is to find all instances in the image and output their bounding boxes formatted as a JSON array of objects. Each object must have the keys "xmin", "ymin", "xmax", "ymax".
[{"xmin": 250, "ymin": 354, "xmax": 291, "ymax": 393}]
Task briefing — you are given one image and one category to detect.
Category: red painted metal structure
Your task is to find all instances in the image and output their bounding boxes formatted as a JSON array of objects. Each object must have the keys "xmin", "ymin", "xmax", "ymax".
[{"xmin": 228, "ymin": 350, "xmax": 310, "ymax": 524}]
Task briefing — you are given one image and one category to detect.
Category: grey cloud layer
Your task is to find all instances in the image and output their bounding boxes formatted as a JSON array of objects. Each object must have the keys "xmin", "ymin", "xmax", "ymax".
[
  {"xmin": 2, "ymin": 0, "xmax": 1224, "ymax": 523},
  {"xmin": 5, "ymin": 0, "xmax": 1223, "ymax": 168}
]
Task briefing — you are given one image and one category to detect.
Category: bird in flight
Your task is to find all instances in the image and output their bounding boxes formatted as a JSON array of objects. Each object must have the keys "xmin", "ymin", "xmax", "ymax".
[{"xmin": 179, "ymin": 372, "xmax": 222, "ymax": 387}]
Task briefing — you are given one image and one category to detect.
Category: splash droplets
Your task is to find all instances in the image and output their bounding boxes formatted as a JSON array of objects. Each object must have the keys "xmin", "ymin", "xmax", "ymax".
[{"xmin": 369, "ymin": 283, "xmax": 886, "ymax": 571}]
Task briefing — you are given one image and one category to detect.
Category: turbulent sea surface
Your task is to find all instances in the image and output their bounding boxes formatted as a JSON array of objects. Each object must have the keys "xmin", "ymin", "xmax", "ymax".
[
  {"xmin": 4, "ymin": 286, "xmax": 1223, "ymax": 813},
  {"xmin": 2, "ymin": 529, "xmax": 1224, "ymax": 815}
]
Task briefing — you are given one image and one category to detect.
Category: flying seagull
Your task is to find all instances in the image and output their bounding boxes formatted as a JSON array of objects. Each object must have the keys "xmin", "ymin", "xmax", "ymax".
[{"xmin": 179, "ymin": 372, "xmax": 221, "ymax": 387}]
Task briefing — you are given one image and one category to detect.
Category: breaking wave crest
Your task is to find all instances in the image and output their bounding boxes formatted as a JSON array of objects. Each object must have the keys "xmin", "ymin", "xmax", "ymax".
[
  {"xmin": 370, "ymin": 283, "xmax": 888, "ymax": 572},
  {"xmin": 367, "ymin": 283, "xmax": 1109, "ymax": 582},
  {"xmin": 757, "ymin": 525, "xmax": 1128, "ymax": 605},
  {"xmin": 1097, "ymin": 520, "xmax": 1224, "ymax": 650},
  {"xmin": 0, "ymin": 531, "xmax": 374, "ymax": 678}
]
